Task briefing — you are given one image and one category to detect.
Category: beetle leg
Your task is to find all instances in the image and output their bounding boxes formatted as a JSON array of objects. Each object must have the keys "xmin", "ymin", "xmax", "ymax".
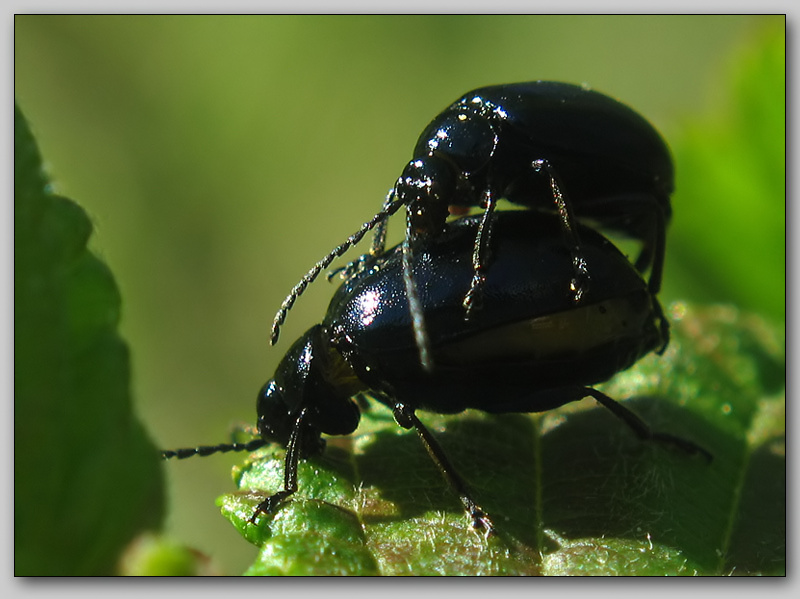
[
  {"xmin": 532, "ymin": 159, "xmax": 590, "ymax": 304},
  {"xmin": 248, "ymin": 407, "xmax": 309, "ymax": 524},
  {"xmin": 584, "ymin": 388, "xmax": 712, "ymax": 461},
  {"xmin": 403, "ymin": 210, "xmax": 434, "ymax": 372},
  {"xmin": 483, "ymin": 385, "xmax": 710, "ymax": 461},
  {"xmin": 652, "ymin": 297, "xmax": 671, "ymax": 354},
  {"xmin": 462, "ymin": 189, "xmax": 496, "ymax": 320},
  {"xmin": 635, "ymin": 202, "xmax": 667, "ymax": 295},
  {"xmin": 647, "ymin": 209, "xmax": 666, "ymax": 294},
  {"xmin": 392, "ymin": 402, "xmax": 496, "ymax": 536},
  {"xmin": 573, "ymin": 193, "xmax": 668, "ymax": 295},
  {"xmin": 615, "ymin": 198, "xmax": 667, "ymax": 295}
]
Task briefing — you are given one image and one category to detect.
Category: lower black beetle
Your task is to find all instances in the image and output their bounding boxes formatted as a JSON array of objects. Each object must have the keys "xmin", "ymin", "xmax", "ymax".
[
  {"xmin": 163, "ymin": 210, "xmax": 707, "ymax": 534},
  {"xmin": 270, "ymin": 81, "xmax": 674, "ymax": 374}
]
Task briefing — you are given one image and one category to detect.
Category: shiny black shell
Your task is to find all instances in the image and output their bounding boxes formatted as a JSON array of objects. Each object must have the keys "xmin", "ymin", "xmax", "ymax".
[
  {"xmin": 414, "ymin": 81, "xmax": 674, "ymax": 217},
  {"xmin": 323, "ymin": 211, "xmax": 665, "ymax": 415}
]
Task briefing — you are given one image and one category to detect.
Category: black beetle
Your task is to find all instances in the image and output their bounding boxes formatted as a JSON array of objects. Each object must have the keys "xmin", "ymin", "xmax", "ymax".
[
  {"xmin": 269, "ymin": 81, "xmax": 674, "ymax": 372},
  {"xmin": 164, "ymin": 210, "xmax": 705, "ymax": 535}
]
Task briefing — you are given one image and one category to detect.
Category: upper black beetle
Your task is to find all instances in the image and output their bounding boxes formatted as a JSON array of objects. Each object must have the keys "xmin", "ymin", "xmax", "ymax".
[
  {"xmin": 269, "ymin": 81, "xmax": 674, "ymax": 371},
  {"xmin": 164, "ymin": 210, "xmax": 705, "ymax": 535}
]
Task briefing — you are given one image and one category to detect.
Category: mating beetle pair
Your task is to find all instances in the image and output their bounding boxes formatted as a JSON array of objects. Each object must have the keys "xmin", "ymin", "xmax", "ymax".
[
  {"xmin": 163, "ymin": 81, "xmax": 705, "ymax": 534},
  {"xmin": 270, "ymin": 81, "xmax": 673, "ymax": 371}
]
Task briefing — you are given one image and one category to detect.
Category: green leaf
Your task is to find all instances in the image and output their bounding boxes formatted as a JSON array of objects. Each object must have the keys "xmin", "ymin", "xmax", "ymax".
[
  {"xmin": 14, "ymin": 103, "xmax": 166, "ymax": 575},
  {"xmin": 218, "ymin": 304, "xmax": 784, "ymax": 575},
  {"xmin": 117, "ymin": 533, "xmax": 220, "ymax": 576},
  {"xmin": 667, "ymin": 24, "xmax": 785, "ymax": 322}
]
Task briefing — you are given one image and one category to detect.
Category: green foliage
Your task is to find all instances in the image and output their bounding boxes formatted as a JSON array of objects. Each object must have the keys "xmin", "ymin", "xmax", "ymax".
[
  {"xmin": 14, "ymin": 104, "xmax": 165, "ymax": 575},
  {"xmin": 117, "ymin": 533, "xmax": 218, "ymax": 576},
  {"xmin": 214, "ymin": 26, "xmax": 785, "ymax": 575},
  {"xmin": 667, "ymin": 24, "xmax": 785, "ymax": 322},
  {"xmin": 218, "ymin": 304, "xmax": 784, "ymax": 575},
  {"xmin": 214, "ymin": 304, "xmax": 785, "ymax": 575},
  {"xmin": 13, "ymin": 18, "xmax": 783, "ymax": 576}
]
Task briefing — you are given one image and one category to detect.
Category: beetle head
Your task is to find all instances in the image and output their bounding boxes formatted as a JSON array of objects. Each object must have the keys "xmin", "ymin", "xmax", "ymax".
[
  {"xmin": 396, "ymin": 156, "xmax": 455, "ymax": 239},
  {"xmin": 256, "ymin": 379, "xmax": 326, "ymax": 457}
]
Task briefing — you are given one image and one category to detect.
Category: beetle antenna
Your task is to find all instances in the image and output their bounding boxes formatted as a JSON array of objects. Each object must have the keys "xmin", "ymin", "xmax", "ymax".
[
  {"xmin": 326, "ymin": 187, "xmax": 398, "ymax": 283},
  {"xmin": 161, "ymin": 438, "xmax": 267, "ymax": 460},
  {"xmin": 270, "ymin": 194, "xmax": 406, "ymax": 345}
]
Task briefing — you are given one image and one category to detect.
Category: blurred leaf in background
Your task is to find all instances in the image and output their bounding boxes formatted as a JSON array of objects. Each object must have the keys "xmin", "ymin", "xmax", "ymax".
[
  {"xmin": 14, "ymin": 104, "xmax": 165, "ymax": 575},
  {"xmin": 666, "ymin": 23, "xmax": 785, "ymax": 323},
  {"xmin": 13, "ymin": 15, "xmax": 784, "ymax": 575}
]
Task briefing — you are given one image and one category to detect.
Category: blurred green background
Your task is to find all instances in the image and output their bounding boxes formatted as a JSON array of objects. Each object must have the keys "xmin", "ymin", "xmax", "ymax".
[{"xmin": 14, "ymin": 15, "xmax": 784, "ymax": 575}]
